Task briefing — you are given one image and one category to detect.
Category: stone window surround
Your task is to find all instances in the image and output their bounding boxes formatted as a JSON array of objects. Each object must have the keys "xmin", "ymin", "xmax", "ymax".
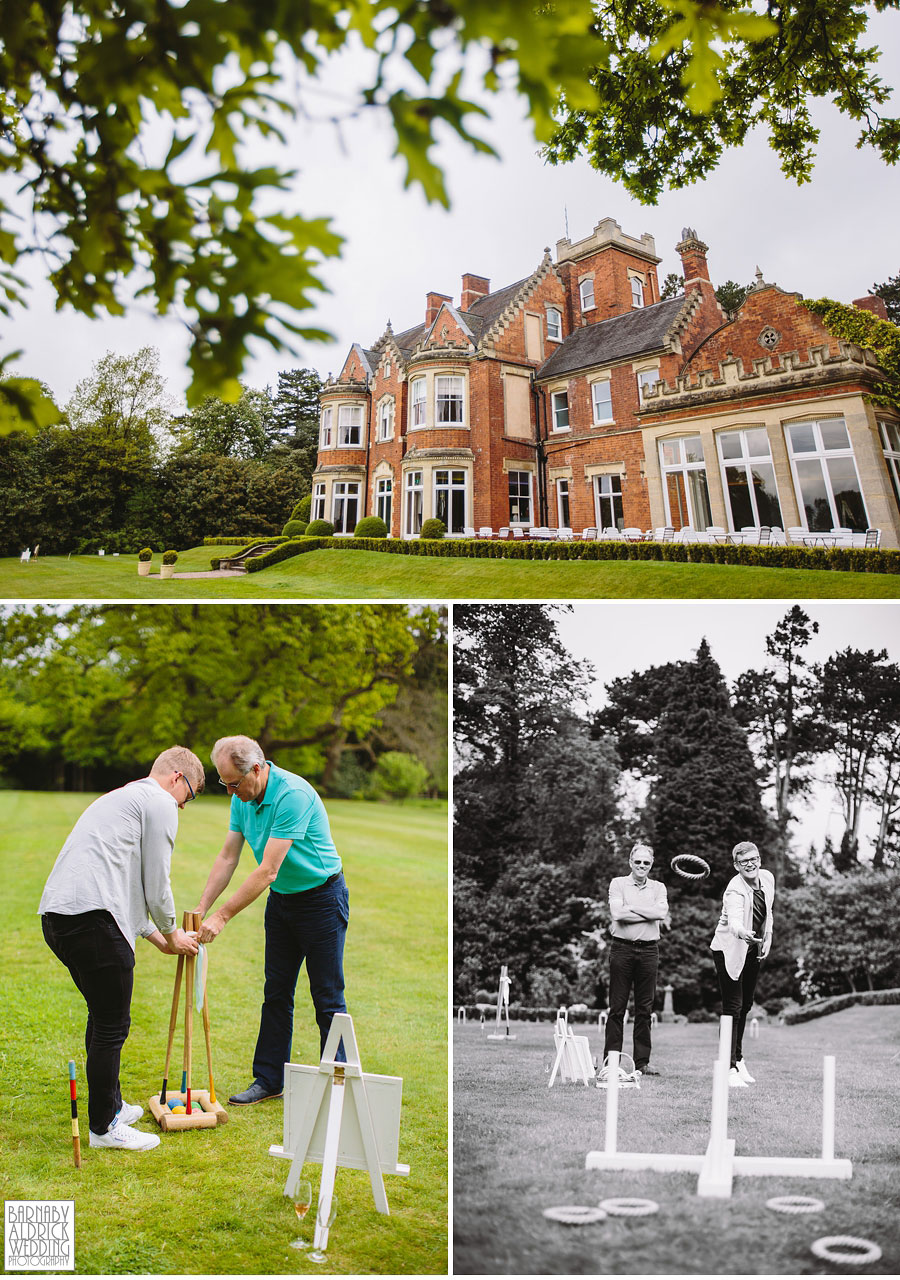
[
  {"xmin": 398, "ymin": 457, "xmax": 474, "ymax": 536},
  {"xmin": 589, "ymin": 373, "xmax": 614, "ymax": 426},
  {"xmin": 406, "ymin": 366, "xmax": 469, "ymax": 431},
  {"xmin": 782, "ymin": 413, "xmax": 870, "ymax": 532},
  {"xmin": 579, "ymin": 274, "xmax": 595, "ymax": 311},
  {"xmin": 627, "ymin": 269, "xmax": 646, "ymax": 308},
  {"xmin": 376, "ymin": 394, "xmax": 395, "ymax": 442},
  {"xmin": 545, "ymin": 304, "xmax": 563, "ymax": 342},
  {"xmin": 327, "ymin": 399, "xmax": 365, "ymax": 448},
  {"xmin": 715, "ymin": 422, "xmax": 785, "ymax": 533}
]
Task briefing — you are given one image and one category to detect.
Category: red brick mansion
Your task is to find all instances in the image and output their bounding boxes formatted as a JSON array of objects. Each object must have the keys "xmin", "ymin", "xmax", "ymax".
[{"xmin": 313, "ymin": 217, "xmax": 900, "ymax": 548}]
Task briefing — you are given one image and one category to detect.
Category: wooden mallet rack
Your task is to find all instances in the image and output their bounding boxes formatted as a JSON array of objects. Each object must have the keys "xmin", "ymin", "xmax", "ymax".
[{"xmin": 148, "ymin": 911, "xmax": 228, "ymax": 1132}]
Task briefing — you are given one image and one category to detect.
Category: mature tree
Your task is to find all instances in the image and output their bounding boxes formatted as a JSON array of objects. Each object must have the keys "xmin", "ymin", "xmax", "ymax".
[
  {"xmin": 819, "ymin": 647, "xmax": 900, "ymax": 868},
  {"xmin": 787, "ymin": 871, "xmax": 900, "ymax": 994},
  {"xmin": 546, "ymin": 0, "xmax": 900, "ymax": 204},
  {"xmin": 65, "ymin": 347, "xmax": 172, "ymax": 458},
  {"xmin": 872, "ymin": 271, "xmax": 900, "ymax": 323},
  {"xmin": 270, "ymin": 369, "xmax": 324, "ymax": 470},
  {"xmin": 715, "ymin": 280, "xmax": 751, "ymax": 316},
  {"xmin": 733, "ymin": 606, "xmax": 821, "ymax": 880},
  {"xmin": 660, "ymin": 272, "xmax": 684, "ymax": 299},
  {"xmin": 174, "ymin": 387, "xmax": 276, "ymax": 460}
]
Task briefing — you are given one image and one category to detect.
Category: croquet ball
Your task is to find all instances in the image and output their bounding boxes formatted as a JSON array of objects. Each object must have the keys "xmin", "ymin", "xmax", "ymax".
[{"xmin": 170, "ymin": 1104, "xmax": 186, "ymax": 1114}]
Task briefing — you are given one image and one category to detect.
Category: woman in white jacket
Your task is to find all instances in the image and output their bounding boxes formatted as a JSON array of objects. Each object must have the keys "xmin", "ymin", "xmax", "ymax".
[{"xmin": 709, "ymin": 841, "xmax": 775, "ymax": 1088}]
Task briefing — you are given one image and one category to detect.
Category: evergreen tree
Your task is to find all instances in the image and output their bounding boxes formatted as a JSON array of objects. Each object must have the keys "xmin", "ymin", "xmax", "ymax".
[{"xmin": 872, "ymin": 272, "xmax": 900, "ymax": 323}]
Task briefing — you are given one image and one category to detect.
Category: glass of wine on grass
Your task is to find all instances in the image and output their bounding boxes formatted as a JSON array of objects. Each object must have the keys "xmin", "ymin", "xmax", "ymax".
[
  {"xmin": 285, "ymin": 1178, "xmax": 313, "ymax": 1250},
  {"xmin": 308, "ymin": 1194, "xmax": 337, "ymax": 1264}
]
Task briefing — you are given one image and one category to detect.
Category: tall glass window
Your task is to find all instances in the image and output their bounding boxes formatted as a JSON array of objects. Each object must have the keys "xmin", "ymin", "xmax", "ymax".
[
  {"xmin": 337, "ymin": 404, "xmax": 362, "ymax": 446},
  {"xmin": 436, "ymin": 376, "xmax": 465, "ymax": 424},
  {"xmin": 434, "ymin": 469, "xmax": 467, "ymax": 533},
  {"xmin": 579, "ymin": 278, "xmax": 595, "ymax": 311},
  {"xmin": 785, "ymin": 419, "xmax": 868, "ymax": 531},
  {"xmin": 556, "ymin": 478, "xmax": 570, "ymax": 528},
  {"xmin": 410, "ymin": 378, "xmax": 426, "ymax": 428},
  {"xmin": 376, "ymin": 476, "xmax": 392, "ymax": 529},
  {"xmin": 717, "ymin": 427, "xmax": 784, "ymax": 530},
  {"xmin": 551, "ymin": 391, "xmax": 570, "ymax": 432},
  {"xmin": 377, "ymin": 399, "xmax": 394, "ymax": 441},
  {"xmin": 319, "ymin": 407, "xmax": 332, "ymax": 448},
  {"xmin": 659, "ymin": 436, "xmax": 712, "ymax": 530},
  {"xmin": 591, "ymin": 380, "xmax": 612, "ymax": 424},
  {"xmin": 508, "ymin": 470, "xmax": 532, "ymax": 525},
  {"xmin": 879, "ymin": 420, "xmax": 900, "ymax": 514},
  {"xmin": 546, "ymin": 307, "xmax": 562, "ymax": 340},
  {"xmin": 630, "ymin": 276, "xmax": 644, "ymax": 308},
  {"xmin": 312, "ymin": 482, "xmax": 326, "ymax": 521},
  {"xmin": 404, "ymin": 470, "xmax": 423, "ymax": 536},
  {"xmin": 331, "ymin": 481, "xmax": 360, "ymax": 532},
  {"xmin": 595, "ymin": 474, "xmax": 624, "ymax": 530}
]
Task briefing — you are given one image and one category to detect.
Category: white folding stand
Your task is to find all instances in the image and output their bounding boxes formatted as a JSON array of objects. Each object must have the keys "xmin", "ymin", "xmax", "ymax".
[
  {"xmin": 548, "ymin": 1007, "xmax": 595, "ymax": 1087},
  {"xmin": 269, "ymin": 1014, "xmax": 409, "ymax": 1252},
  {"xmin": 585, "ymin": 1016, "xmax": 852, "ymax": 1197},
  {"xmin": 486, "ymin": 964, "xmax": 517, "ymax": 1039}
]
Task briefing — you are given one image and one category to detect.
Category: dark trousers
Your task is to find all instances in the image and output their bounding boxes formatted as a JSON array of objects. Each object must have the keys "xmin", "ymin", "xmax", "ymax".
[
  {"xmin": 42, "ymin": 910, "xmax": 134, "ymax": 1135},
  {"xmin": 252, "ymin": 874, "xmax": 349, "ymax": 1092},
  {"xmin": 713, "ymin": 947, "xmax": 761, "ymax": 1068},
  {"xmin": 603, "ymin": 939, "xmax": 658, "ymax": 1069}
]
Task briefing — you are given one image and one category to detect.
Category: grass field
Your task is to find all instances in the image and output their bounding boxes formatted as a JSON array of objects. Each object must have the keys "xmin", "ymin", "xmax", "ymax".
[
  {"xmin": 0, "ymin": 791, "xmax": 448, "ymax": 1276},
  {"xmin": 454, "ymin": 1010, "xmax": 900, "ymax": 1275},
  {"xmin": 4, "ymin": 547, "xmax": 900, "ymax": 599}
]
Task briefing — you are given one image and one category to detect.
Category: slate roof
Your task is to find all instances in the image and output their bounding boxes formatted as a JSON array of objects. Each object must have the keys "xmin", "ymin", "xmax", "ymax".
[
  {"xmin": 463, "ymin": 276, "xmax": 533, "ymax": 328},
  {"xmin": 389, "ymin": 323, "xmax": 429, "ymax": 356},
  {"xmin": 537, "ymin": 296, "xmax": 688, "ymax": 379}
]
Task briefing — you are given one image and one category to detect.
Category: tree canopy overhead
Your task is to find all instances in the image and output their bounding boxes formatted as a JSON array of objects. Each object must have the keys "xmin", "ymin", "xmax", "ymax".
[{"xmin": 545, "ymin": 0, "xmax": 900, "ymax": 204}]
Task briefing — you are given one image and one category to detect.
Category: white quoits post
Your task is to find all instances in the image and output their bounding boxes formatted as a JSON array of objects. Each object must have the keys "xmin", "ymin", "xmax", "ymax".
[
  {"xmin": 697, "ymin": 1016, "xmax": 735, "ymax": 1198},
  {"xmin": 822, "ymin": 1056, "xmax": 836, "ymax": 1161},
  {"xmin": 604, "ymin": 1050, "xmax": 620, "ymax": 1155}
]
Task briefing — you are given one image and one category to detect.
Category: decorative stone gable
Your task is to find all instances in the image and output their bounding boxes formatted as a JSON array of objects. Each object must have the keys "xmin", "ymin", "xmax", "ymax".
[
  {"xmin": 480, "ymin": 250, "xmax": 562, "ymax": 352},
  {"xmin": 422, "ymin": 303, "xmax": 475, "ymax": 352},
  {"xmin": 336, "ymin": 342, "xmax": 374, "ymax": 385}
]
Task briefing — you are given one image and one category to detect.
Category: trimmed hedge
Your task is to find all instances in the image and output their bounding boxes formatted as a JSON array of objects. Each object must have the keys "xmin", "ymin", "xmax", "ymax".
[
  {"xmin": 282, "ymin": 519, "xmax": 307, "ymax": 537},
  {"xmin": 782, "ymin": 987, "xmax": 900, "ymax": 1024},
  {"xmin": 203, "ymin": 535, "xmax": 288, "ymax": 546},
  {"xmin": 420, "ymin": 517, "xmax": 446, "ymax": 540},
  {"xmin": 353, "ymin": 515, "xmax": 388, "ymax": 538},
  {"xmin": 306, "ymin": 519, "xmax": 335, "ymax": 537},
  {"xmin": 245, "ymin": 538, "xmax": 330, "ymax": 572}
]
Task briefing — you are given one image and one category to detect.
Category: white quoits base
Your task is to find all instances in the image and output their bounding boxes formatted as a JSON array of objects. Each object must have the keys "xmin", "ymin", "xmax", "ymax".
[
  {"xmin": 486, "ymin": 965, "xmax": 517, "ymax": 1040},
  {"xmin": 585, "ymin": 1016, "xmax": 852, "ymax": 1197}
]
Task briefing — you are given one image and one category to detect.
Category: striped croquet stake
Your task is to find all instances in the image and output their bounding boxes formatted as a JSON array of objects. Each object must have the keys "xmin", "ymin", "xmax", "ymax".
[{"xmin": 68, "ymin": 1060, "xmax": 82, "ymax": 1169}]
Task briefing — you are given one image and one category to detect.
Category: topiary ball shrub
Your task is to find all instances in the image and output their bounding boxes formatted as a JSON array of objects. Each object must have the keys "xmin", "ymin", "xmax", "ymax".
[
  {"xmin": 291, "ymin": 494, "xmax": 312, "ymax": 523},
  {"xmin": 305, "ymin": 519, "xmax": 335, "ymax": 537},
  {"xmin": 282, "ymin": 519, "xmax": 308, "ymax": 537},
  {"xmin": 353, "ymin": 516, "xmax": 388, "ymax": 538},
  {"xmin": 419, "ymin": 518, "xmax": 446, "ymax": 540},
  {"xmin": 162, "ymin": 549, "xmax": 179, "ymax": 565},
  {"xmin": 138, "ymin": 547, "xmax": 153, "ymax": 562}
]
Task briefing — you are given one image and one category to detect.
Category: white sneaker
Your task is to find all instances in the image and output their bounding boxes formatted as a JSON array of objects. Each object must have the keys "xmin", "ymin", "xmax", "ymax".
[
  {"xmin": 117, "ymin": 1102, "xmax": 144, "ymax": 1125},
  {"xmin": 89, "ymin": 1118, "xmax": 160, "ymax": 1151},
  {"xmin": 736, "ymin": 1059, "xmax": 756, "ymax": 1084},
  {"xmin": 728, "ymin": 1067, "xmax": 749, "ymax": 1088}
]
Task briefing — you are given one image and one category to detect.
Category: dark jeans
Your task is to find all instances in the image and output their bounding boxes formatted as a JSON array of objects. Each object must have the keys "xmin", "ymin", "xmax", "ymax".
[
  {"xmin": 41, "ymin": 910, "xmax": 134, "ymax": 1135},
  {"xmin": 713, "ymin": 947, "xmax": 761, "ymax": 1068},
  {"xmin": 604, "ymin": 939, "xmax": 658, "ymax": 1069},
  {"xmin": 252, "ymin": 874, "xmax": 349, "ymax": 1092}
]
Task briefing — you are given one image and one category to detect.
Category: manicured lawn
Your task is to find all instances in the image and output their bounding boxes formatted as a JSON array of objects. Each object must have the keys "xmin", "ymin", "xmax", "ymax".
[
  {"xmin": 1, "ymin": 791, "xmax": 448, "ymax": 1275},
  {"xmin": 3, "ymin": 547, "xmax": 900, "ymax": 598},
  {"xmin": 454, "ymin": 1009, "xmax": 900, "ymax": 1275}
]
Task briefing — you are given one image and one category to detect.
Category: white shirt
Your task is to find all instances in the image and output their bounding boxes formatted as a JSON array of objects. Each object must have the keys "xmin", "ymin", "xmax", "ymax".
[{"xmin": 39, "ymin": 777, "xmax": 178, "ymax": 949}]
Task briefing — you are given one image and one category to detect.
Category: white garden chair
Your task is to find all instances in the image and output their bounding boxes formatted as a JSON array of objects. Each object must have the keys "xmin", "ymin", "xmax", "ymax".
[
  {"xmin": 477, "ymin": 526, "xmax": 494, "ymax": 539},
  {"xmin": 580, "ymin": 527, "xmax": 598, "ymax": 540}
]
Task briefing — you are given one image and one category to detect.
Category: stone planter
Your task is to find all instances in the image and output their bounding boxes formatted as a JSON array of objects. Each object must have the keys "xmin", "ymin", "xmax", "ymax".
[
  {"xmin": 137, "ymin": 561, "xmax": 152, "ymax": 576},
  {"xmin": 159, "ymin": 564, "xmax": 175, "ymax": 579}
]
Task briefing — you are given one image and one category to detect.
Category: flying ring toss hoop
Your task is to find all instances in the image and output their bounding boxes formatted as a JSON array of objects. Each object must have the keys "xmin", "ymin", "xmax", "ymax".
[
  {"xmin": 599, "ymin": 1197, "xmax": 659, "ymax": 1217},
  {"xmin": 542, "ymin": 1205, "xmax": 607, "ymax": 1225},
  {"xmin": 765, "ymin": 1195, "xmax": 824, "ymax": 1215},
  {"xmin": 671, "ymin": 855, "xmax": 711, "ymax": 880},
  {"xmin": 810, "ymin": 1236, "xmax": 882, "ymax": 1265}
]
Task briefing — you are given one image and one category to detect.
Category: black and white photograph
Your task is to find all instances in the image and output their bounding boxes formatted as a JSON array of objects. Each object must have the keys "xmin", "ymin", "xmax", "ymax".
[{"xmin": 453, "ymin": 601, "xmax": 900, "ymax": 1276}]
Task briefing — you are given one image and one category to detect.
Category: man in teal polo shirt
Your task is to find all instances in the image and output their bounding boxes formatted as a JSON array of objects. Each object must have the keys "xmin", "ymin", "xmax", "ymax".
[{"xmin": 194, "ymin": 735, "xmax": 349, "ymax": 1105}]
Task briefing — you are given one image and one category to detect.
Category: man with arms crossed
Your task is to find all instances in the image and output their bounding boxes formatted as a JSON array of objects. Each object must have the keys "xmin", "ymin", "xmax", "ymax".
[
  {"xmin": 194, "ymin": 736, "xmax": 349, "ymax": 1105},
  {"xmin": 603, "ymin": 842, "xmax": 668, "ymax": 1078},
  {"xmin": 40, "ymin": 747, "xmax": 203, "ymax": 1152}
]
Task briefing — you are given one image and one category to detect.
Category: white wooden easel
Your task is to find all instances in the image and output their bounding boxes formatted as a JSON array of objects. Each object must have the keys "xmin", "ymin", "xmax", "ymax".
[
  {"xmin": 486, "ymin": 964, "xmax": 517, "ymax": 1039},
  {"xmin": 269, "ymin": 1014, "xmax": 409, "ymax": 1251},
  {"xmin": 548, "ymin": 1007, "xmax": 595, "ymax": 1086}
]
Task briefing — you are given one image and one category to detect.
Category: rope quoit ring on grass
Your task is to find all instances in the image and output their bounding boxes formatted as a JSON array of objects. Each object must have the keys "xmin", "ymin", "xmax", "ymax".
[
  {"xmin": 670, "ymin": 854, "xmax": 711, "ymax": 880},
  {"xmin": 542, "ymin": 1205, "xmax": 607, "ymax": 1225},
  {"xmin": 810, "ymin": 1236, "xmax": 882, "ymax": 1266},
  {"xmin": 765, "ymin": 1195, "xmax": 825, "ymax": 1215},
  {"xmin": 599, "ymin": 1197, "xmax": 659, "ymax": 1217}
]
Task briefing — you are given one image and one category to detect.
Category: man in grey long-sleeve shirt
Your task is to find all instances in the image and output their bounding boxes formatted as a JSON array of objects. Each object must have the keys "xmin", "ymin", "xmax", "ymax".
[{"xmin": 40, "ymin": 746, "xmax": 204, "ymax": 1152}]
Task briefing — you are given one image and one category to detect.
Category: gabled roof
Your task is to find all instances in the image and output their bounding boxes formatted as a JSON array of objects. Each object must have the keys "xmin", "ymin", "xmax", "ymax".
[
  {"xmin": 537, "ymin": 296, "xmax": 689, "ymax": 379},
  {"xmin": 464, "ymin": 275, "xmax": 533, "ymax": 328}
]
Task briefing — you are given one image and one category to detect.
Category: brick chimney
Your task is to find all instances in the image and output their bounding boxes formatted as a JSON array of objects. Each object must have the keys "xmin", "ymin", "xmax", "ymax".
[
  {"xmin": 460, "ymin": 273, "xmax": 490, "ymax": 311},
  {"xmin": 426, "ymin": 291, "xmax": 452, "ymax": 326},
  {"xmin": 676, "ymin": 228, "xmax": 712, "ymax": 294},
  {"xmin": 853, "ymin": 295, "xmax": 889, "ymax": 321}
]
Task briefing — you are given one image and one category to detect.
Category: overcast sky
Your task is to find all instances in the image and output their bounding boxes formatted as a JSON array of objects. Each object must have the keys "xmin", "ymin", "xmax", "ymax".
[{"xmin": 5, "ymin": 8, "xmax": 900, "ymax": 406}]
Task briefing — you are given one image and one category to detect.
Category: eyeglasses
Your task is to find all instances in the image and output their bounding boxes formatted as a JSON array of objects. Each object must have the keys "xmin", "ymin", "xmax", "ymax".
[
  {"xmin": 218, "ymin": 765, "xmax": 255, "ymax": 791},
  {"xmin": 180, "ymin": 773, "xmax": 196, "ymax": 803},
  {"xmin": 632, "ymin": 860, "xmax": 652, "ymax": 867},
  {"xmin": 736, "ymin": 857, "xmax": 760, "ymax": 868}
]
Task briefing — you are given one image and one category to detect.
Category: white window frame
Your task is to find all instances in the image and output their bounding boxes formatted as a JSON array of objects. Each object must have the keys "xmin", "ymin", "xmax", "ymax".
[
  {"xmin": 546, "ymin": 307, "xmax": 562, "ymax": 341},
  {"xmin": 659, "ymin": 435, "xmax": 712, "ymax": 529},
  {"xmin": 579, "ymin": 278, "xmax": 595, "ymax": 311},
  {"xmin": 410, "ymin": 377, "xmax": 426, "ymax": 428},
  {"xmin": 551, "ymin": 390, "xmax": 570, "ymax": 433},
  {"xmin": 436, "ymin": 375, "xmax": 465, "ymax": 426},
  {"xmin": 880, "ymin": 420, "xmax": 900, "ymax": 514},
  {"xmin": 319, "ymin": 406, "xmax": 333, "ymax": 449},
  {"xmin": 716, "ymin": 427, "xmax": 784, "ymax": 532},
  {"xmin": 630, "ymin": 275, "xmax": 645, "ymax": 308},
  {"xmin": 637, "ymin": 368, "xmax": 659, "ymax": 404},
  {"xmin": 508, "ymin": 469, "xmax": 533, "ymax": 526},
  {"xmin": 591, "ymin": 379, "xmax": 613, "ymax": 425},
  {"xmin": 337, "ymin": 403, "xmax": 363, "ymax": 447},
  {"xmin": 433, "ymin": 468, "xmax": 468, "ymax": 534},
  {"xmin": 377, "ymin": 397, "xmax": 394, "ymax": 442},
  {"xmin": 375, "ymin": 476, "xmax": 392, "ymax": 528},
  {"xmin": 556, "ymin": 478, "xmax": 570, "ymax": 529},
  {"xmin": 331, "ymin": 480, "xmax": 360, "ymax": 533},
  {"xmin": 404, "ymin": 469, "xmax": 424, "ymax": 537},
  {"xmin": 312, "ymin": 482, "xmax": 326, "ymax": 522},
  {"xmin": 594, "ymin": 473, "xmax": 624, "ymax": 531},
  {"xmin": 784, "ymin": 417, "xmax": 869, "ymax": 532}
]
